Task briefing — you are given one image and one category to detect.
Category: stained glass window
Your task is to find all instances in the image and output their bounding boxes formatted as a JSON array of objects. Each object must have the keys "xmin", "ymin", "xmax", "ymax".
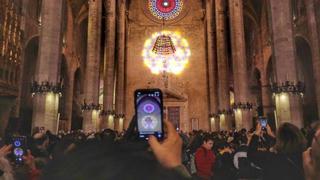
[{"xmin": 148, "ymin": 0, "xmax": 183, "ymax": 20}]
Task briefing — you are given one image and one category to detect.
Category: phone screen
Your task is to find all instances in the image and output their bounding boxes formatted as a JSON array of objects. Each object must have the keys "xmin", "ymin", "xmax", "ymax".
[
  {"xmin": 135, "ymin": 89, "xmax": 163, "ymax": 140},
  {"xmin": 259, "ymin": 118, "xmax": 268, "ymax": 128},
  {"xmin": 12, "ymin": 136, "xmax": 26, "ymax": 164}
]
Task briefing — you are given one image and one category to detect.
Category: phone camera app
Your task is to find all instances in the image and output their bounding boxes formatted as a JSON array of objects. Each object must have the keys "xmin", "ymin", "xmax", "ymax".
[{"xmin": 14, "ymin": 140, "xmax": 21, "ymax": 147}]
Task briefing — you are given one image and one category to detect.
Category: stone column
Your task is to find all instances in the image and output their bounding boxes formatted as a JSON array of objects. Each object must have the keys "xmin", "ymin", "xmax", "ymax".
[
  {"xmin": 15, "ymin": 0, "xmax": 28, "ymax": 119},
  {"xmin": 206, "ymin": 0, "xmax": 219, "ymax": 131},
  {"xmin": 305, "ymin": 0, "xmax": 320, "ymax": 119},
  {"xmin": 228, "ymin": 0, "xmax": 252, "ymax": 130},
  {"xmin": 83, "ymin": 0, "xmax": 102, "ymax": 132},
  {"xmin": 269, "ymin": 0, "xmax": 303, "ymax": 128},
  {"xmin": 102, "ymin": 0, "xmax": 116, "ymax": 130},
  {"xmin": 115, "ymin": 0, "xmax": 126, "ymax": 130},
  {"xmin": 215, "ymin": 0, "xmax": 231, "ymax": 130},
  {"xmin": 64, "ymin": 68, "xmax": 75, "ymax": 131},
  {"xmin": 0, "ymin": 97, "xmax": 16, "ymax": 137},
  {"xmin": 261, "ymin": 73, "xmax": 273, "ymax": 117},
  {"xmin": 32, "ymin": 0, "xmax": 63, "ymax": 133},
  {"xmin": 64, "ymin": 1, "xmax": 76, "ymax": 131}
]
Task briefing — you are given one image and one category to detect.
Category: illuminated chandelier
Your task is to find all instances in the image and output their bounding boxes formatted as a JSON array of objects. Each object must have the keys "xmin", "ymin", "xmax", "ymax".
[
  {"xmin": 152, "ymin": 15, "xmax": 176, "ymax": 56},
  {"xmin": 143, "ymin": 31, "xmax": 190, "ymax": 75},
  {"xmin": 152, "ymin": 34, "xmax": 176, "ymax": 55}
]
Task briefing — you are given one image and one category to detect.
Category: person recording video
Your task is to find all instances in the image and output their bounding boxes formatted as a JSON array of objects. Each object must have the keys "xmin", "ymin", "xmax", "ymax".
[{"xmin": 248, "ymin": 122, "xmax": 306, "ymax": 180}]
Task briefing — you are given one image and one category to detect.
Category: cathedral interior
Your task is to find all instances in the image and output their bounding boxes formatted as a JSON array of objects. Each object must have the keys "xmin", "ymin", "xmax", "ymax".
[{"xmin": 1, "ymin": 0, "xmax": 320, "ymax": 136}]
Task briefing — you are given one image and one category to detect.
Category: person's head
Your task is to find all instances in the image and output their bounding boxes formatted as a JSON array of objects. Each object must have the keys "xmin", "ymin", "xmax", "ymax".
[
  {"xmin": 240, "ymin": 128, "xmax": 247, "ymax": 135},
  {"xmin": 41, "ymin": 141, "xmax": 188, "ymax": 180},
  {"xmin": 100, "ymin": 129, "xmax": 116, "ymax": 142},
  {"xmin": 202, "ymin": 135, "xmax": 214, "ymax": 150},
  {"xmin": 311, "ymin": 129, "xmax": 320, "ymax": 169},
  {"xmin": 238, "ymin": 135, "xmax": 248, "ymax": 146},
  {"xmin": 306, "ymin": 121, "xmax": 320, "ymax": 147},
  {"xmin": 275, "ymin": 123, "xmax": 307, "ymax": 154},
  {"xmin": 33, "ymin": 132, "xmax": 49, "ymax": 149},
  {"xmin": 303, "ymin": 128, "xmax": 320, "ymax": 180},
  {"xmin": 215, "ymin": 141, "xmax": 230, "ymax": 153}
]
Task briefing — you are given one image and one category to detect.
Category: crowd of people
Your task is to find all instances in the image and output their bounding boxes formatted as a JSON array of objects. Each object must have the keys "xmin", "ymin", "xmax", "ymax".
[{"xmin": 0, "ymin": 117, "xmax": 319, "ymax": 180}]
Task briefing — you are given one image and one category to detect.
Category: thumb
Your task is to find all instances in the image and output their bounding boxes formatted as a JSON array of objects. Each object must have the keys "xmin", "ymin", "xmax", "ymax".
[
  {"xmin": 303, "ymin": 148, "xmax": 313, "ymax": 165},
  {"xmin": 148, "ymin": 135, "xmax": 161, "ymax": 153}
]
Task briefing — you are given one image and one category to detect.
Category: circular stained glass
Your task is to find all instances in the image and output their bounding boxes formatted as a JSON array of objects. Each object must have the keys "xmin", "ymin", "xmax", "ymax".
[{"xmin": 148, "ymin": 0, "xmax": 183, "ymax": 20}]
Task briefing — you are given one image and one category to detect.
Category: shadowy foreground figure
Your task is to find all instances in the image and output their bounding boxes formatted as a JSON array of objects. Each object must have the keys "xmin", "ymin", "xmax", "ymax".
[
  {"xmin": 41, "ymin": 119, "xmax": 190, "ymax": 180},
  {"xmin": 303, "ymin": 128, "xmax": 320, "ymax": 180}
]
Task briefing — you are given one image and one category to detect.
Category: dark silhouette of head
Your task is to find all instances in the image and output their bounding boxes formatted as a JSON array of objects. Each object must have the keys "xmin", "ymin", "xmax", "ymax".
[
  {"xmin": 41, "ymin": 140, "xmax": 187, "ymax": 180},
  {"xmin": 275, "ymin": 123, "xmax": 306, "ymax": 154}
]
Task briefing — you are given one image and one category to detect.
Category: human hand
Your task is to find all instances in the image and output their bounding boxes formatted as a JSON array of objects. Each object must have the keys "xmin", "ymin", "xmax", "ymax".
[
  {"xmin": 255, "ymin": 123, "xmax": 262, "ymax": 136},
  {"xmin": 23, "ymin": 150, "xmax": 36, "ymax": 170},
  {"xmin": 148, "ymin": 120, "xmax": 182, "ymax": 169},
  {"xmin": 0, "ymin": 145, "xmax": 12, "ymax": 157},
  {"xmin": 247, "ymin": 132, "xmax": 254, "ymax": 145},
  {"xmin": 266, "ymin": 125, "xmax": 275, "ymax": 138},
  {"xmin": 303, "ymin": 148, "xmax": 317, "ymax": 180}
]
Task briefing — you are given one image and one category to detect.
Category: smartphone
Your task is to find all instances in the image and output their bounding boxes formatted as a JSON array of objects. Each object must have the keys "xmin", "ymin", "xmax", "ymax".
[
  {"xmin": 134, "ymin": 89, "xmax": 164, "ymax": 140},
  {"xmin": 259, "ymin": 117, "xmax": 268, "ymax": 129},
  {"xmin": 12, "ymin": 136, "xmax": 26, "ymax": 164}
]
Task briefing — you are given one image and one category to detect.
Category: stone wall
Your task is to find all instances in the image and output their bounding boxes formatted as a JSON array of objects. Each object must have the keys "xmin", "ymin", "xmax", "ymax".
[{"xmin": 125, "ymin": 0, "xmax": 209, "ymax": 130}]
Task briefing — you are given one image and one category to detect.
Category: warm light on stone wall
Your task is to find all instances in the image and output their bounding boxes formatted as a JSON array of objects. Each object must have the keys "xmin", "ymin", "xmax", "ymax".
[
  {"xmin": 91, "ymin": 110, "xmax": 101, "ymax": 131},
  {"xmin": 275, "ymin": 93, "xmax": 291, "ymax": 128},
  {"xmin": 118, "ymin": 117, "xmax": 124, "ymax": 132},
  {"xmin": 44, "ymin": 93, "xmax": 59, "ymax": 133},
  {"xmin": 219, "ymin": 114, "xmax": 227, "ymax": 130},
  {"xmin": 235, "ymin": 109, "xmax": 242, "ymax": 129},
  {"xmin": 107, "ymin": 115, "xmax": 114, "ymax": 130},
  {"xmin": 210, "ymin": 117, "xmax": 215, "ymax": 131}
]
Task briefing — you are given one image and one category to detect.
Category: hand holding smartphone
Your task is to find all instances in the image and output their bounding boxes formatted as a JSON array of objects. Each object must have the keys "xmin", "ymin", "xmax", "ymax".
[
  {"xmin": 134, "ymin": 89, "xmax": 164, "ymax": 140},
  {"xmin": 258, "ymin": 117, "xmax": 268, "ymax": 129},
  {"xmin": 11, "ymin": 136, "xmax": 26, "ymax": 164}
]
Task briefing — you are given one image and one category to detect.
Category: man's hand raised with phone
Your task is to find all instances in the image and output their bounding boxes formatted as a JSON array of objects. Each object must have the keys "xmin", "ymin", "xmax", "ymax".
[{"xmin": 148, "ymin": 120, "xmax": 182, "ymax": 169}]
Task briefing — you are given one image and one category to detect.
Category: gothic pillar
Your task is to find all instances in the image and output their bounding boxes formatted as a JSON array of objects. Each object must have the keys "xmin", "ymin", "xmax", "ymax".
[
  {"xmin": 63, "ymin": 1, "xmax": 75, "ymax": 131},
  {"xmin": 83, "ymin": 0, "xmax": 102, "ymax": 132},
  {"xmin": 215, "ymin": 0, "xmax": 231, "ymax": 130},
  {"xmin": 269, "ymin": 0, "xmax": 303, "ymax": 128},
  {"xmin": 0, "ymin": 97, "xmax": 15, "ymax": 137},
  {"xmin": 32, "ymin": 0, "xmax": 63, "ymax": 133},
  {"xmin": 102, "ymin": 0, "xmax": 116, "ymax": 130},
  {"xmin": 305, "ymin": 0, "xmax": 320, "ymax": 119},
  {"xmin": 229, "ymin": 0, "xmax": 252, "ymax": 130},
  {"xmin": 261, "ymin": 73, "xmax": 273, "ymax": 117},
  {"xmin": 115, "ymin": 0, "xmax": 126, "ymax": 130},
  {"xmin": 64, "ymin": 68, "xmax": 75, "ymax": 131},
  {"xmin": 15, "ymin": 0, "xmax": 28, "ymax": 119},
  {"xmin": 206, "ymin": 0, "xmax": 219, "ymax": 131}
]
